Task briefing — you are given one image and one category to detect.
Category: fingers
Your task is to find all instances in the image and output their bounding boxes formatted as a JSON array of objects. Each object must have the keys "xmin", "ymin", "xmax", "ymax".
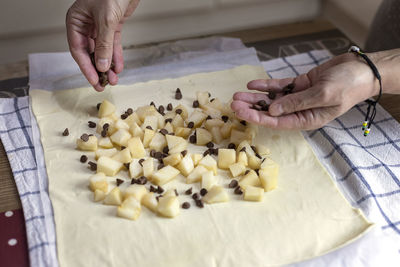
[
  {"xmin": 94, "ymin": 16, "xmax": 119, "ymax": 72},
  {"xmin": 247, "ymin": 78, "xmax": 294, "ymax": 92},
  {"xmin": 112, "ymin": 31, "xmax": 124, "ymax": 74},
  {"xmin": 233, "ymin": 92, "xmax": 270, "ymax": 104}
]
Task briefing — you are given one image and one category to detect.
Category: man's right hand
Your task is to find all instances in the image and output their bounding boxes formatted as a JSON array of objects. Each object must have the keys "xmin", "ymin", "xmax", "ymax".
[{"xmin": 66, "ymin": 0, "xmax": 140, "ymax": 91}]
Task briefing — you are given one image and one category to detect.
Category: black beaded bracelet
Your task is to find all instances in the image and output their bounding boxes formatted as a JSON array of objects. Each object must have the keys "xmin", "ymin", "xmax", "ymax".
[{"xmin": 348, "ymin": 46, "xmax": 383, "ymax": 136}]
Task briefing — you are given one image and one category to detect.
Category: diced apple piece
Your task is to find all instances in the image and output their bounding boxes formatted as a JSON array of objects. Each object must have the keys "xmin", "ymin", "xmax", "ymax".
[
  {"xmin": 108, "ymin": 112, "xmax": 119, "ymax": 122},
  {"xmin": 124, "ymin": 112, "xmax": 141, "ymax": 127},
  {"xmin": 164, "ymin": 122, "xmax": 174, "ymax": 133},
  {"xmin": 152, "ymin": 165, "xmax": 180, "ymax": 186},
  {"xmin": 197, "ymin": 91, "xmax": 210, "ymax": 106},
  {"xmin": 210, "ymin": 127, "xmax": 223, "ymax": 144},
  {"xmin": 149, "ymin": 132, "xmax": 167, "ymax": 151},
  {"xmin": 128, "ymin": 137, "xmax": 146, "ymax": 158},
  {"xmin": 187, "ymin": 110, "xmax": 207, "ymax": 128},
  {"xmin": 201, "ymin": 104, "xmax": 221, "ymax": 118},
  {"xmin": 157, "ymin": 196, "xmax": 180, "ymax": 218},
  {"xmin": 142, "ymin": 192, "xmax": 158, "ymax": 212},
  {"xmin": 173, "ymin": 104, "xmax": 188, "ymax": 120},
  {"xmin": 97, "ymin": 156, "xmax": 123, "ymax": 176},
  {"xmin": 76, "ymin": 135, "xmax": 98, "ymax": 151},
  {"xmin": 163, "ymin": 188, "xmax": 177, "ymax": 197},
  {"xmin": 94, "ymin": 189, "xmax": 107, "ymax": 202},
  {"xmin": 95, "ymin": 148, "xmax": 118, "ymax": 160},
  {"xmin": 232, "ymin": 119, "xmax": 247, "ymax": 131},
  {"xmin": 89, "ymin": 172, "xmax": 108, "ymax": 192},
  {"xmin": 96, "ymin": 117, "xmax": 114, "ymax": 135},
  {"xmin": 196, "ymin": 128, "xmax": 212, "ymax": 146},
  {"xmin": 259, "ymin": 160, "xmax": 279, "ymax": 192},
  {"xmin": 186, "ymin": 165, "xmax": 208, "ymax": 184},
  {"xmin": 236, "ymin": 140, "xmax": 255, "ymax": 157},
  {"xmin": 142, "ymin": 128, "xmax": 155, "ymax": 148},
  {"xmin": 163, "ymin": 111, "xmax": 175, "ymax": 120},
  {"xmin": 204, "ymin": 118, "xmax": 224, "ymax": 131},
  {"xmin": 177, "ymin": 154, "xmax": 194, "ymax": 176},
  {"xmin": 208, "ymin": 98, "xmax": 224, "ymax": 110},
  {"xmin": 142, "ymin": 158, "xmax": 154, "ymax": 178},
  {"xmin": 117, "ymin": 196, "xmax": 141, "ymax": 220},
  {"xmin": 129, "ymin": 158, "xmax": 143, "ymax": 178},
  {"xmin": 198, "ymin": 155, "xmax": 217, "ymax": 175},
  {"xmin": 98, "ymin": 100, "xmax": 116, "ymax": 118},
  {"xmin": 124, "ymin": 184, "xmax": 148, "ymax": 201},
  {"xmin": 141, "ymin": 115, "xmax": 159, "ymax": 131},
  {"xmin": 229, "ymin": 162, "xmax": 246, "ymax": 177},
  {"xmin": 98, "ymin": 137, "xmax": 113, "ymax": 148},
  {"xmin": 237, "ymin": 151, "xmax": 248, "ymax": 166},
  {"xmin": 111, "ymin": 148, "xmax": 132, "ymax": 164},
  {"xmin": 171, "ymin": 114, "xmax": 184, "ymax": 128},
  {"xmin": 245, "ymin": 127, "xmax": 257, "ymax": 142},
  {"xmin": 110, "ymin": 129, "xmax": 131, "ymax": 147},
  {"xmin": 248, "ymin": 155, "xmax": 262, "ymax": 170},
  {"xmin": 156, "ymin": 113, "xmax": 166, "ymax": 129},
  {"xmin": 163, "ymin": 153, "xmax": 182, "ymax": 166},
  {"xmin": 166, "ymin": 134, "xmax": 187, "ymax": 154},
  {"xmin": 103, "ymin": 187, "xmax": 123, "ymax": 206},
  {"xmin": 114, "ymin": 119, "xmax": 130, "ymax": 130},
  {"xmin": 136, "ymin": 105, "xmax": 158, "ymax": 122},
  {"xmin": 218, "ymin": 149, "xmax": 236, "ymax": 169},
  {"xmin": 129, "ymin": 122, "xmax": 144, "ymax": 140},
  {"xmin": 220, "ymin": 121, "xmax": 233, "ymax": 139},
  {"xmin": 256, "ymin": 144, "xmax": 270, "ymax": 156},
  {"xmin": 175, "ymin": 127, "xmax": 192, "ymax": 139},
  {"xmin": 221, "ymin": 102, "xmax": 235, "ymax": 118},
  {"xmin": 243, "ymin": 185, "xmax": 264, "ymax": 202},
  {"xmin": 230, "ymin": 129, "xmax": 247, "ymax": 145},
  {"xmin": 239, "ymin": 170, "xmax": 261, "ymax": 189},
  {"xmin": 203, "ymin": 185, "xmax": 229, "ymax": 204},
  {"xmin": 201, "ymin": 171, "xmax": 216, "ymax": 190},
  {"xmin": 191, "ymin": 153, "xmax": 203, "ymax": 166}
]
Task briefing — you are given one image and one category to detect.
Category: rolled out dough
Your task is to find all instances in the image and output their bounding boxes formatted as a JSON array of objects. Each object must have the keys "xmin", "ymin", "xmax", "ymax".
[{"xmin": 31, "ymin": 65, "xmax": 372, "ymax": 267}]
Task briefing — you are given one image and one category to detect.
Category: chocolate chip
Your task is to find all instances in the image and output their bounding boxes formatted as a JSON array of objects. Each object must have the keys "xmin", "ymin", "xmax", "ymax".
[
  {"xmin": 174, "ymin": 189, "xmax": 179, "ymax": 196},
  {"xmin": 182, "ymin": 202, "xmax": 190, "ymax": 209},
  {"xmin": 158, "ymin": 158, "xmax": 163, "ymax": 164},
  {"xmin": 251, "ymin": 104, "xmax": 261, "ymax": 111},
  {"xmin": 131, "ymin": 178, "xmax": 137, "ymax": 184},
  {"xmin": 176, "ymin": 88, "xmax": 181, "ymax": 94},
  {"xmin": 103, "ymin": 123, "xmax": 109, "ymax": 130},
  {"xmin": 192, "ymin": 193, "xmax": 201, "ymax": 200},
  {"xmin": 283, "ymin": 83, "xmax": 295, "ymax": 95},
  {"xmin": 189, "ymin": 135, "xmax": 196, "ymax": 144},
  {"xmin": 146, "ymin": 126, "xmax": 153, "ymax": 130},
  {"xmin": 150, "ymin": 185, "xmax": 157, "ymax": 192},
  {"xmin": 150, "ymin": 101, "xmax": 156, "ymax": 107},
  {"xmin": 257, "ymin": 100, "xmax": 267, "ymax": 107},
  {"xmin": 175, "ymin": 109, "xmax": 182, "ymax": 115},
  {"xmin": 96, "ymin": 103, "xmax": 101, "ymax": 110},
  {"xmin": 88, "ymin": 121, "xmax": 96, "ymax": 128},
  {"xmin": 211, "ymin": 148, "xmax": 219, "ymax": 156},
  {"xmin": 137, "ymin": 176, "xmax": 147, "ymax": 185},
  {"xmin": 185, "ymin": 187, "xmax": 193, "ymax": 195},
  {"xmin": 240, "ymin": 120, "xmax": 247, "ymax": 126},
  {"xmin": 255, "ymin": 153, "xmax": 262, "ymax": 159},
  {"xmin": 162, "ymin": 153, "xmax": 168, "ymax": 158},
  {"xmin": 157, "ymin": 163, "xmax": 164, "ymax": 170},
  {"xmin": 158, "ymin": 105, "xmax": 165, "ymax": 115},
  {"xmin": 160, "ymin": 129, "xmax": 168, "ymax": 136},
  {"xmin": 62, "ymin": 128, "xmax": 69, "ymax": 136},
  {"xmin": 150, "ymin": 150, "xmax": 156, "ymax": 157},
  {"xmin": 228, "ymin": 143, "xmax": 236, "ymax": 149},
  {"xmin": 138, "ymin": 158, "xmax": 145, "ymax": 166},
  {"xmin": 121, "ymin": 113, "xmax": 128, "ymax": 120},
  {"xmin": 181, "ymin": 150, "xmax": 188, "ymax": 157},
  {"xmin": 124, "ymin": 163, "xmax": 130, "ymax": 169},
  {"xmin": 261, "ymin": 104, "xmax": 269, "ymax": 111},
  {"xmin": 156, "ymin": 196, "xmax": 161, "ymax": 202},
  {"xmin": 165, "ymin": 118, "xmax": 173, "ymax": 124},
  {"xmin": 127, "ymin": 108, "xmax": 133, "ymax": 115},
  {"xmin": 244, "ymin": 170, "xmax": 250, "ymax": 175},
  {"xmin": 167, "ymin": 103, "xmax": 173, "ymax": 111},
  {"xmin": 187, "ymin": 121, "xmax": 194, "ymax": 128},
  {"xmin": 287, "ymin": 83, "xmax": 295, "ymax": 90},
  {"xmin": 157, "ymin": 186, "xmax": 164, "ymax": 194},
  {"xmin": 206, "ymin": 142, "xmax": 214, "ymax": 148},
  {"xmin": 229, "ymin": 180, "xmax": 238, "ymax": 188},
  {"xmin": 162, "ymin": 146, "xmax": 169, "ymax": 154},
  {"xmin": 195, "ymin": 199, "xmax": 204, "ymax": 208},
  {"xmin": 98, "ymin": 72, "xmax": 108, "ymax": 87},
  {"xmin": 200, "ymin": 188, "xmax": 208, "ymax": 196},
  {"xmin": 268, "ymin": 91, "xmax": 276, "ymax": 100},
  {"xmin": 192, "ymin": 100, "xmax": 199, "ymax": 108},
  {"xmin": 154, "ymin": 152, "xmax": 163, "ymax": 159},
  {"xmin": 251, "ymin": 146, "xmax": 257, "ymax": 153},
  {"xmin": 208, "ymin": 92, "xmax": 211, "ymax": 97},
  {"xmin": 210, "ymin": 98, "xmax": 215, "ymax": 102},
  {"xmin": 255, "ymin": 169, "xmax": 260, "ymax": 175},
  {"xmin": 175, "ymin": 91, "xmax": 182, "ymax": 100},
  {"xmin": 80, "ymin": 155, "xmax": 88, "ymax": 163},
  {"xmin": 234, "ymin": 186, "xmax": 243, "ymax": 195},
  {"xmin": 101, "ymin": 130, "xmax": 107, "ymax": 137},
  {"xmin": 206, "ymin": 115, "xmax": 212, "ymax": 120},
  {"xmin": 203, "ymin": 150, "xmax": 210, "ymax": 157},
  {"xmin": 116, "ymin": 178, "xmax": 124, "ymax": 186},
  {"xmin": 240, "ymin": 147, "xmax": 246, "ymax": 153},
  {"xmin": 121, "ymin": 146, "xmax": 126, "ymax": 150},
  {"xmin": 221, "ymin": 115, "xmax": 229, "ymax": 122},
  {"xmin": 88, "ymin": 161, "xmax": 97, "ymax": 171},
  {"xmin": 80, "ymin": 134, "xmax": 89, "ymax": 142}
]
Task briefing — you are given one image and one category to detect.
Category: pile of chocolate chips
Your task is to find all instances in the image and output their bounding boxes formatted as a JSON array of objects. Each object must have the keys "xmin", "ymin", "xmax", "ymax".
[{"xmin": 90, "ymin": 52, "xmax": 115, "ymax": 87}]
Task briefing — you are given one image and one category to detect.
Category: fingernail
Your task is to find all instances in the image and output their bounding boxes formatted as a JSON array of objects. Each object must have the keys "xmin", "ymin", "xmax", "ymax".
[
  {"xmin": 271, "ymin": 104, "xmax": 283, "ymax": 116},
  {"xmin": 96, "ymin": 58, "xmax": 109, "ymax": 72}
]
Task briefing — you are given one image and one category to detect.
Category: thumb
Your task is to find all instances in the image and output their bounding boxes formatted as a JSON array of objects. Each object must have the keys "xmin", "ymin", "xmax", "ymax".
[
  {"xmin": 269, "ymin": 86, "xmax": 325, "ymax": 116},
  {"xmin": 94, "ymin": 19, "xmax": 118, "ymax": 72}
]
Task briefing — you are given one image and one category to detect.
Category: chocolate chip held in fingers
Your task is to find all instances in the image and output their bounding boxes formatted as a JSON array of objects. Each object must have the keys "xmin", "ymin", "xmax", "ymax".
[
  {"xmin": 283, "ymin": 83, "xmax": 295, "ymax": 95},
  {"xmin": 268, "ymin": 91, "xmax": 276, "ymax": 100}
]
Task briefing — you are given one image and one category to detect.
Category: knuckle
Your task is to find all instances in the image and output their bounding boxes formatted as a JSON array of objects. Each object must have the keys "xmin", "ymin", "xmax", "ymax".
[{"xmin": 318, "ymin": 87, "xmax": 332, "ymax": 103}]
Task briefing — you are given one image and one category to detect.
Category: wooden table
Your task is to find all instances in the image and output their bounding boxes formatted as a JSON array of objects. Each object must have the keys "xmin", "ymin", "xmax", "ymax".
[{"xmin": 1, "ymin": 19, "xmax": 400, "ymax": 213}]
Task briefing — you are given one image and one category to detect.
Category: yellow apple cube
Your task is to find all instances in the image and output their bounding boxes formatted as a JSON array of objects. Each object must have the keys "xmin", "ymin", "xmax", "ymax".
[
  {"xmin": 76, "ymin": 135, "xmax": 98, "ymax": 151},
  {"xmin": 229, "ymin": 162, "xmax": 246, "ymax": 177},
  {"xmin": 243, "ymin": 185, "xmax": 264, "ymax": 202},
  {"xmin": 117, "ymin": 196, "xmax": 141, "ymax": 220},
  {"xmin": 201, "ymin": 171, "xmax": 216, "ymax": 190},
  {"xmin": 186, "ymin": 165, "xmax": 208, "ymax": 184},
  {"xmin": 149, "ymin": 132, "xmax": 167, "ymax": 151},
  {"xmin": 124, "ymin": 184, "xmax": 148, "ymax": 202},
  {"xmin": 217, "ymin": 148, "xmax": 236, "ymax": 169},
  {"xmin": 163, "ymin": 153, "xmax": 182, "ymax": 166},
  {"xmin": 196, "ymin": 128, "xmax": 212, "ymax": 146},
  {"xmin": 89, "ymin": 172, "xmax": 108, "ymax": 192},
  {"xmin": 157, "ymin": 196, "xmax": 180, "ymax": 218},
  {"xmin": 203, "ymin": 185, "xmax": 229, "ymax": 204},
  {"xmin": 237, "ymin": 151, "xmax": 248, "ymax": 166},
  {"xmin": 103, "ymin": 187, "xmax": 123, "ymax": 206},
  {"xmin": 142, "ymin": 128, "xmax": 155, "ymax": 148},
  {"xmin": 98, "ymin": 137, "xmax": 113, "ymax": 148},
  {"xmin": 97, "ymin": 156, "xmax": 123, "ymax": 176},
  {"xmin": 98, "ymin": 100, "xmax": 116, "ymax": 118},
  {"xmin": 191, "ymin": 153, "xmax": 203, "ymax": 166},
  {"xmin": 239, "ymin": 170, "xmax": 261, "ymax": 189},
  {"xmin": 259, "ymin": 160, "xmax": 279, "ymax": 192},
  {"xmin": 128, "ymin": 137, "xmax": 146, "ymax": 158},
  {"xmin": 142, "ymin": 192, "xmax": 158, "ymax": 213},
  {"xmin": 95, "ymin": 148, "xmax": 118, "ymax": 160},
  {"xmin": 142, "ymin": 158, "xmax": 154, "ymax": 178},
  {"xmin": 177, "ymin": 154, "xmax": 194, "ymax": 176},
  {"xmin": 248, "ymin": 155, "xmax": 262, "ymax": 170},
  {"xmin": 152, "ymin": 165, "xmax": 180, "ymax": 186},
  {"xmin": 110, "ymin": 129, "xmax": 131, "ymax": 147},
  {"xmin": 129, "ymin": 159, "xmax": 143, "ymax": 178},
  {"xmin": 112, "ymin": 148, "xmax": 132, "ymax": 164},
  {"xmin": 198, "ymin": 155, "xmax": 217, "ymax": 175},
  {"xmin": 94, "ymin": 189, "xmax": 107, "ymax": 202}
]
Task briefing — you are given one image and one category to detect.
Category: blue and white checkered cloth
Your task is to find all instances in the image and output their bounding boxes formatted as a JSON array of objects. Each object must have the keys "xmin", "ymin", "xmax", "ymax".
[{"xmin": 1, "ymin": 47, "xmax": 400, "ymax": 266}]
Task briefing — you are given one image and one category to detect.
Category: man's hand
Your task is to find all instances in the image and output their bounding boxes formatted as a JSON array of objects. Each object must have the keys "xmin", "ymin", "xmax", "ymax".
[
  {"xmin": 66, "ymin": 0, "xmax": 140, "ymax": 91},
  {"xmin": 231, "ymin": 53, "xmax": 380, "ymax": 130}
]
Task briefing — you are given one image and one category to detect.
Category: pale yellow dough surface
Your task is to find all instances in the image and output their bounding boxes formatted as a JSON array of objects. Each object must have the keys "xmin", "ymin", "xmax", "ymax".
[{"xmin": 31, "ymin": 65, "xmax": 372, "ymax": 267}]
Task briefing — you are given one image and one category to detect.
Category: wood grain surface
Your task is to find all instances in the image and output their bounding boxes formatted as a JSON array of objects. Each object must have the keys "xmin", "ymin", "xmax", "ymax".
[{"xmin": 0, "ymin": 20, "xmax": 399, "ymax": 213}]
